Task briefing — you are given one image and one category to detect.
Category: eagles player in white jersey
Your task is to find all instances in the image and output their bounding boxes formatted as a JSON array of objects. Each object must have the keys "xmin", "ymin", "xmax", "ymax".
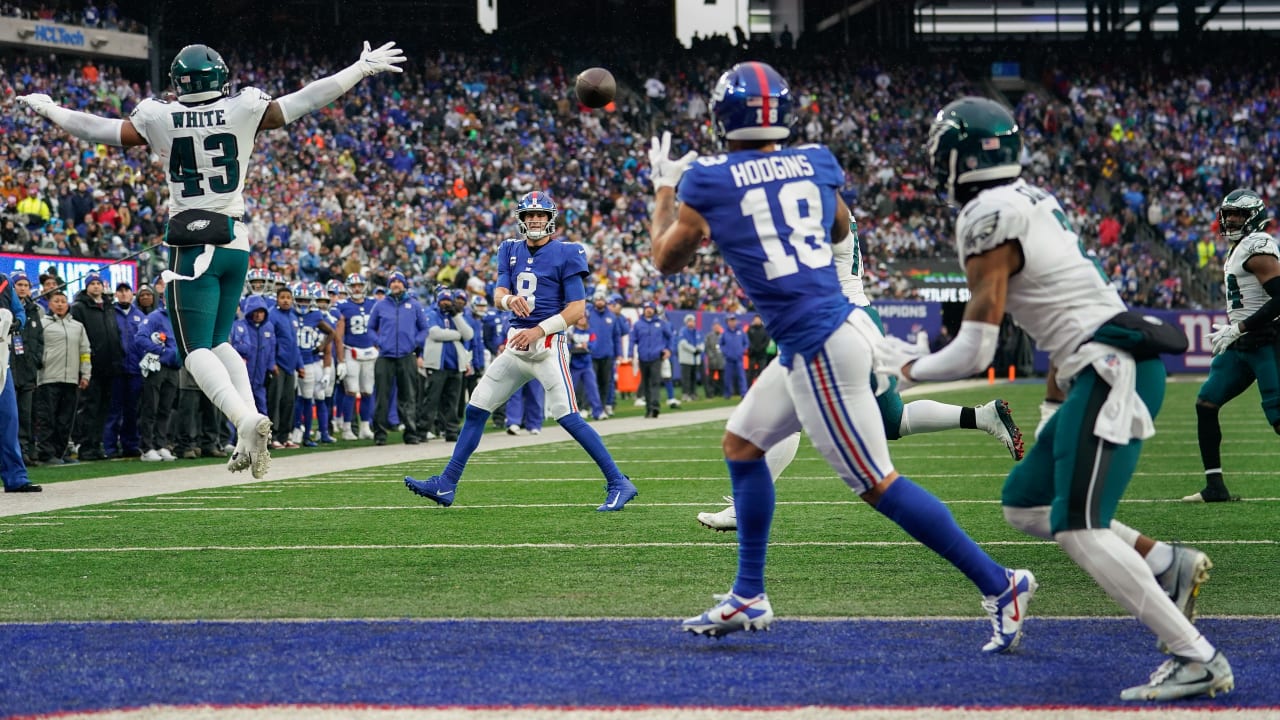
[
  {"xmin": 17, "ymin": 41, "xmax": 404, "ymax": 478},
  {"xmin": 696, "ymin": 221, "xmax": 1025, "ymax": 531},
  {"xmin": 1191, "ymin": 189, "xmax": 1280, "ymax": 503},
  {"xmin": 876, "ymin": 96, "xmax": 1233, "ymax": 701}
]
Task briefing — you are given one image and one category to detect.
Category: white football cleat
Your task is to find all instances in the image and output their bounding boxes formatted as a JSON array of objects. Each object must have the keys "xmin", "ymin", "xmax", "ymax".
[
  {"xmin": 358, "ymin": 424, "xmax": 375, "ymax": 440},
  {"xmin": 1120, "ymin": 652, "xmax": 1234, "ymax": 701},
  {"xmin": 697, "ymin": 496, "xmax": 737, "ymax": 531},
  {"xmin": 1155, "ymin": 545, "xmax": 1212, "ymax": 653},
  {"xmin": 977, "ymin": 399, "xmax": 1024, "ymax": 461},
  {"xmin": 682, "ymin": 591, "xmax": 774, "ymax": 637},
  {"xmin": 981, "ymin": 568, "xmax": 1037, "ymax": 653}
]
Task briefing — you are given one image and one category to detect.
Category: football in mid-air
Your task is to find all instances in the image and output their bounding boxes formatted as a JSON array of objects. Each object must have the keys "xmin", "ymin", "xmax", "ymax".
[{"xmin": 575, "ymin": 67, "xmax": 616, "ymax": 109}]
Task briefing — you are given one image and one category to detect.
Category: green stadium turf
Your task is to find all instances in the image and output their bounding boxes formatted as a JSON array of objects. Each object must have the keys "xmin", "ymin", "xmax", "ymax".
[{"xmin": 0, "ymin": 381, "xmax": 1274, "ymax": 623}]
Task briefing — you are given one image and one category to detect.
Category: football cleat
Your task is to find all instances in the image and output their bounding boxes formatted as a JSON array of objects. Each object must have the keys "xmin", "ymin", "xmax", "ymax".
[
  {"xmin": 597, "ymin": 476, "xmax": 638, "ymax": 512},
  {"xmin": 682, "ymin": 592, "xmax": 774, "ymax": 637},
  {"xmin": 1181, "ymin": 488, "xmax": 1242, "ymax": 503},
  {"xmin": 696, "ymin": 496, "xmax": 737, "ymax": 531},
  {"xmin": 228, "ymin": 414, "xmax": 272, "ymax": 480},
  {"xmin": 1120, "ymin": 652, "xmax": 1234, "ymax": 701},
  {"xmin": 977, "ymin": 399, "xmax": 1024, "ymax": 461},
  {"xmin": 981, "ymin": 568, "xmax": 1037, "ymax": 653},
  {"xmin": 358, "ymin": 424, "xmax": 375, "ymax": 440},
  {"xmin": 1155, "ymin": 545, "xmax": 1213, "ymax": 653},
  {"xmin": 405, "ymin": 474, "xmax": 457, "ymax": 507}
]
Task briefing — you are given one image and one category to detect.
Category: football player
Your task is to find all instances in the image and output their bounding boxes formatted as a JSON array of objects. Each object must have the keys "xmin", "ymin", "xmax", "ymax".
[
  {"xmin": 1191, "ymin": 189, "xmax": 1279, "ymax": 503},
  {"xmin": 649, "ymin": 63, "xmax": 1032, "ymax": 651},
  {"xmin": 16, "ymin": 41, "xmax": 403, "ymax": 478},
  {"xmin": 337, "ymin": 273, "xmax": 378, "ymax": 440},
  {"xmin": 875, "ymin": 96, "xmax": 1231, "ymax": 700},
  {"xmin": 696, "ymin": 220, "xmax": 1026, "ymax": 531},
  {"xmin": 404, "ymin": 191, "xmax": 637, "ymax": 511},
  {"xmin": 292, "ymin": 282, "xmax": 334, "ymax": 447}
]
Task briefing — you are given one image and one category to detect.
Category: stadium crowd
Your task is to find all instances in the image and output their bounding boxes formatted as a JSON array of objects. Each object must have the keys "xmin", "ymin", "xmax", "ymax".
[{"xmin": 4, "ymin": 31, "xmax": 1276, "ymax": 463}]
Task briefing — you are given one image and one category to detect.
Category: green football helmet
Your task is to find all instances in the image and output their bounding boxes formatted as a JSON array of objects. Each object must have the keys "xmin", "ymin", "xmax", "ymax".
[
  {"xmin": 1218, "ymin": 188, "xmax": 1268, "ymax": 243},
  {"xmin": 927, "ymin": 96, "xmax": 1022, "ymax": 206},
  {"xmin": 170, "ymin": 45, "xmax": 230, "ymax": 102}
]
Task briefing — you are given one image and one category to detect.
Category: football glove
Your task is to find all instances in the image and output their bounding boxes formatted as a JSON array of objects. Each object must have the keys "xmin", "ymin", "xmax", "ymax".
[
  {"xmin": 139, "ymin": 353, "xmax": 161, "ymax": 378},
  {"xmin": 356, "ymin": 41, "xmax": 406, "ymax": 76},
  {"xmin": 648, "ymin": 130, "xmax": 697, "ymax": 190},
  {"xmin": 1035, "ymin": 399, "xmax": 1062, "ymax": 440},
  {"xmin": 16, "ymin": 93, "xmax": 57, "ymax": 119},
  {"xmin": 336, "ymin": 363, "xmax": 347, "ymax": 381},
  {"xmin": 873, "ymin": 334, "xmax": 928, "ymax": 391},
  {"xmin": 1207, "ymin": 322, "xmax": 1242, "ymax": 355}
]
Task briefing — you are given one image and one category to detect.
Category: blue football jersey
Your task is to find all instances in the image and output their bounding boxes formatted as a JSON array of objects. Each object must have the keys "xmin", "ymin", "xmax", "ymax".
[
  {"xmin": 296, "ymin": 308, "xmax": 327, "ymax": 364},
  {"xmin": 337, "ymin": 297, "xmax": 377, "ymax": 349},
  {"xmin": 679, "ymin": 144, "xmax": 852, "ymax": 362},
  {"xmin": 496, "ymin": 237, "xmax": 589, "ymax": 330}
]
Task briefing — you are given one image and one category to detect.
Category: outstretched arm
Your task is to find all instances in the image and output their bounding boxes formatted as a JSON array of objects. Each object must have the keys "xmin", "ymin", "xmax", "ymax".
[
  {"xmin": 260, "ymin": 41, "xmax": 405, "ymax": 131},
  {"xmin": 15, "ymin": 94, "xmax": 147, "ymax": 146}
]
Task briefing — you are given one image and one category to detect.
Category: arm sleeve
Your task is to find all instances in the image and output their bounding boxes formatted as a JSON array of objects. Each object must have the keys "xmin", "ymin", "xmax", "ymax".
[
  {"xmin": 44, "ymin": 104, "xmax": 125, "ymax": 146},
  {"xmin": 275, "ymin": 64, "xmax": 366, "ymax": 125}
]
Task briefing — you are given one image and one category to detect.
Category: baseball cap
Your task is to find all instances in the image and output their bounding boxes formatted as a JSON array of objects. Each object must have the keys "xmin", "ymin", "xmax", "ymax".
[
  {"xmin": 608, "ymin": 293, "xmax": 623, "ymax": 304},
  {"xmin": 116, "ymin": 282, "xmax": 133, "ymax": 292}
]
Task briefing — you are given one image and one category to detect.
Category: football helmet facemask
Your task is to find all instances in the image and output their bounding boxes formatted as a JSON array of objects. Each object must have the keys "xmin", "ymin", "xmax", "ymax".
[
  {"xmin": 927, "ymin": 96, "xmax": 1022, "ymax": 207},
  {"xmin": 346, "ymin": 273, "xmax": 367, "ymax": 301},
  {"xmin": 1218, "ymin": 188, "xmax": 1268, "ymax": 243},
  {"xmin": 171, "ymin": 45, "xmax": 230, "ymax": 103},
  {"xmin": 516, "ymin": 191, "xmax": 558, "ymax": 241}
]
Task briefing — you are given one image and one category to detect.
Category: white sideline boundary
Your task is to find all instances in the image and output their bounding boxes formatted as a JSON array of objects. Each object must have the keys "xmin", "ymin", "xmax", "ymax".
[{"xmin": 0, "ymin": 380, "xmax": 992, "ymax": 518}]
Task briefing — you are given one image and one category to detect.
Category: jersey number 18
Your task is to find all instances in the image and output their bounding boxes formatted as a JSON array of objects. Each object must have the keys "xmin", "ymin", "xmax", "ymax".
[{"xmin": 741, "ymin": 180, "xmax": 833, "ymax": 280}]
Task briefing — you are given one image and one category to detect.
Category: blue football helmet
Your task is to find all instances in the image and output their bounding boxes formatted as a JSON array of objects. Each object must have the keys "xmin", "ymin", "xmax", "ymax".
[
  {"xmin": 246, "ymin": 268, "xmax": 271, "ymax": 295},
  {"xmin": 345, "ymin": 273, "xmax": 367, "ymax": 301},
  {"xmin": 709, "ymin": 61, "xmax": 794, "ymax": 145},
  {"xmin": 470, "ymin": 295, "xmax": 489, "ymax": 312},
  {"xmin": 289, "ymin": 281, "xmax": 309, "ymax": 302},
  {"xmin": 311, "ymin": 281, "xmax": 329, "ymax": 303},
  {"xmin": 515, "ymin": 191, "xmax": 558, "ymax": 241}
]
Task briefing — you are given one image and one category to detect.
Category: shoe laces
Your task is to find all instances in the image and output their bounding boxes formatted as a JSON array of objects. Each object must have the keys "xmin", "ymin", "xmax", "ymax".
[
  {"xmin": 721, "ymin": 495, "xmax": 735, "ymax": 505},
  {"xmin": 1148, "ymin": 657, "xmax": 1182, "ymax": 685},
  {"xmin": 980, "ymin": 596, "xmax": 1002, "ymax": 634}
]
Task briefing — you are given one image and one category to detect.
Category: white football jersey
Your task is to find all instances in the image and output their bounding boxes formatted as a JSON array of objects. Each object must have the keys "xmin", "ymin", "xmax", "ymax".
[
  {"xmin": 1223, "ymin": 231, "xmax": 1280, "ymax": 324},
  {"xmin": 129, "ymin": 88, "xmax": 273, "ymax": 219},
  {"xmin": 832, "ymin": 226, "xmax": 870, "ymax": 307},
  {"xmin": 954, "ymin": 179, "xmax": 1125, "ymax": 365}
]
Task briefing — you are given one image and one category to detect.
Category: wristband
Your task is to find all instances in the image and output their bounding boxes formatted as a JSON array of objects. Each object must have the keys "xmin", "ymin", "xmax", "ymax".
[
  {"xmin": 500, "ymin": 295, "xmax": 513, "ymax": 311},
  {"xmin": 538, "ymin": 314, "xmax": 568, "ymax": 336}
]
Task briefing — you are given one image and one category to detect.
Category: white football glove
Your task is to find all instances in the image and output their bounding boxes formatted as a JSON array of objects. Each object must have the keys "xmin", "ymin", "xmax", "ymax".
[
  {"xmin": 336, "ymin": 363, "xmax": 348, "ymax": 381},
  {"xmin": 648, "ymin": 130, "xmax": 697, "ymax": 190},
  {"xmin": 873, "ymin": 334, "xmax": 928, "ymax": 391},
  {"xmin": 16, "ymin": 93, "xmax": 57, "ymax": 119},
  {"xmin": 1035, "ymin": 399, "xmax": 1062, "ymax": 440},
  {"xmin": 356, "ymin": 41, "xmax": 406, "ymax": 76},
  {"xmin": 1207, "ymin": 322, "xmax": 1242, "ymax": 355},
  {"xmin": 139, "ymin": 353, "xmax": 161, "ymax": 378},
  {"xmin": 321, "ymin": 366, "xmax": 334, "ymax": 390}
]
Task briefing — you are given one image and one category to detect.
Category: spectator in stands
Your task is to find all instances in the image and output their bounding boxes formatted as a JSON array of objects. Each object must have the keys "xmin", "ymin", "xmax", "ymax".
[
  {"xmin": 36, "ymin": 290, "xmax": 90, "ymax": 464},
  {"xmin": 70, "ymin": 273, "xmax": 121, "ymax": 461}
]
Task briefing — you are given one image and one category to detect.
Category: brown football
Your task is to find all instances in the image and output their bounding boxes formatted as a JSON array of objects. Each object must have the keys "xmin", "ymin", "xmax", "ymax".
[{"xmin": 575, "ymin": 67, "xmax": 616, "ymax": 109}]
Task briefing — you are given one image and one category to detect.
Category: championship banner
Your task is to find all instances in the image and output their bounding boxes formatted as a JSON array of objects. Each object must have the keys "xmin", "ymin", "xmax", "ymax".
[
  {"xmin": 0, "ymin": 252, "xmax": 138, "ymax": 297},
  {"xmin": 1028, "ymin": 308, "xmax": 1225, "ymax": 374}
]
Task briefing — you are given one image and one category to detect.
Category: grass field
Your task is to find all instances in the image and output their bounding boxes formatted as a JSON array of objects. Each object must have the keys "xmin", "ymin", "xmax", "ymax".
[{"xmin": 1, "ymin": 380, "xmax": 1275, "ymax": 624}]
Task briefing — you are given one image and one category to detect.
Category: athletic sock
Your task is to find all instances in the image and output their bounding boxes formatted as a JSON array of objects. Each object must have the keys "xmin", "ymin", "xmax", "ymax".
[
  {"xmin": 211, "ymin": 343, "xmax": 256, "ymax": 414},
  {"xmin": 1196, "ymin": 404, "xmax": 1227, "ymax": 492},
  {"xmin": 727, "ymin": 457, "xmax": 774, "ymax": 598},
  {"xmin": 899, "ymin": 400, "xmax": 964, "ymax": 436},
  {"xmin": 876, "ymin": 476, "xmax": 1009, "ymax": 596},
  {"xmin": 317, "ymin": 398, "xmax": 331, "ymax": 437},
  {"xmin": 443, "ymin": 404, "xmax": 490, "ymax": 482},
  {"xmin": 300, "ymin": 398, "xmax": 314, "ymax": 440},
  {"xmin": 183, "ymin": 348, "xmax": 252, "ymax": 426},
  {"xmin": 558, "ymin": 412, "xmax": 624, "ymax": 481},
  {"xmin": 360, "ymin": 393, "xmax": 374, "ymax": 423}
]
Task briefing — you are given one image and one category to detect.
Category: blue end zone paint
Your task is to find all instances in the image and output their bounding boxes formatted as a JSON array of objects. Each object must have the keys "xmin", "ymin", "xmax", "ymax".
[{"xmin": 1, "ymin": 619, "xmax": 1275, "ymax": 716}]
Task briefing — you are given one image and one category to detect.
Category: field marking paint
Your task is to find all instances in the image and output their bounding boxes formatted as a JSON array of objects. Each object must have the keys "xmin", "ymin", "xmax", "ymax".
[{"xmin": 2, "ymin": 538, "xmax": 1275, "ymax": 554}]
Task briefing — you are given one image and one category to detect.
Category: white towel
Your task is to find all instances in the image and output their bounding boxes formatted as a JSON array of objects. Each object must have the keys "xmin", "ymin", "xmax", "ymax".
[
  {"xmin": 161, "ymin": 244, "xmax": 217, "ymax": 284},
  {"xmin": 1055, "ymin": 341, "xmax": 1155, "ymax": 445}
]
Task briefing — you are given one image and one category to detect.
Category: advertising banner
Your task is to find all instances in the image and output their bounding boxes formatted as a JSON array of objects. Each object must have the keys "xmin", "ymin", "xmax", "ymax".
[{"xmin": 0, "ymin": 253, "xmax": 137, "ymax": 297}]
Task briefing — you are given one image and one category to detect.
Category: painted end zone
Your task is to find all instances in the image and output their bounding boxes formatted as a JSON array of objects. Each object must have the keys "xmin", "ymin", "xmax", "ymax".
[{"xmin": 0, "ymin": 618, "xmax": 1275, "ymax": 717}]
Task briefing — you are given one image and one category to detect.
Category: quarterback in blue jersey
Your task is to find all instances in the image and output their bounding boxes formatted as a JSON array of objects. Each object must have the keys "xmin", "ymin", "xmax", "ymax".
[
  {"xmin": 405, "ymin": 192, "xmax": 636, "ymax": 511},
  {"xmin": 337, "ymin": 273, "xmax": 378, "ymax": 439},
  {"xmin": 650, "ymin": 62, "xmax": 1032, "ymax": 646}
]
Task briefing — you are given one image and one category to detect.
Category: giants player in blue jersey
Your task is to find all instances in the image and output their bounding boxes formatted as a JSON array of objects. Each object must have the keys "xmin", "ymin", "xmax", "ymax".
[
  {"xmin": 337, "ymin": 273, "xmax": 378, "ymax": 440},
  {"xmin": 315, "ymin": 281, "xmax": 345, "ymax": 443},
  {"xmin": 405, "ymin": 191, "xmax": 637, "ymax": 511},
  {"xmin": 649, "ymin": 62, "xmax": 1033, "ymax": 646},
  {"xmin": 292, "ymin": 282, "xmax": 333, "ymax": 447}
]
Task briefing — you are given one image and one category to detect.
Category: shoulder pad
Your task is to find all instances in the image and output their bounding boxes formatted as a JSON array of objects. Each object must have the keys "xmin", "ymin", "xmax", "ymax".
[{"xmin": 956, "ymin": 193, "xmax": 1025, "ymax": 260}]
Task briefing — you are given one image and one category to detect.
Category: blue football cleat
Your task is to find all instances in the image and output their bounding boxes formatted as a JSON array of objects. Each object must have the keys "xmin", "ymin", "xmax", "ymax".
[
  {"xmin": 597, "ymin": 476, "xmax": 638, "ymax": 512},
  {"xmin": 405, "ymin": 475, "xmax": 458, "ymax": 507},
  {"xmin": 981, "ymin": 568, "xmax": 1037, "ymax": 653}
]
